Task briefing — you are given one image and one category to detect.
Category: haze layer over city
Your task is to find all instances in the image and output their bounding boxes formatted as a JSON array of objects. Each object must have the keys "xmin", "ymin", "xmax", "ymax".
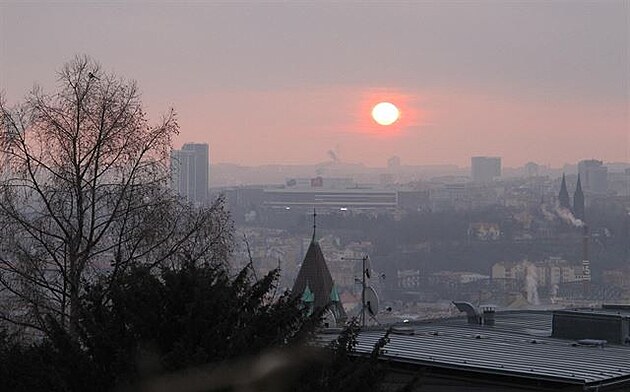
[
  {"xmin": 2, "ymin": 1, "xmax": 628, "ymax": 168},
  {"xmin": 1, "ymin": 2, "xmax": 630, "ymax": 391}
]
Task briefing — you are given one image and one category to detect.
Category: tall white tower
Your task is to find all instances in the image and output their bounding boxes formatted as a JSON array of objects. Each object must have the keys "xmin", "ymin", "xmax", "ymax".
[{"xmin": 171, "ymin": 143, "xmax": 209, "ymax": 204}]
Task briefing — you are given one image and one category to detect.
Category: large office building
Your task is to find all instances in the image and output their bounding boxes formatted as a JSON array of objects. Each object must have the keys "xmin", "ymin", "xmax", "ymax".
[
  {"xmin": 171, "ymin": 143, "xmax": 209, "ymax": 204},
  {"xmin": 578, "ymin": 159, "xmax": 608, "ymax": 194},
  {"xmin": 471, "ymin": 156, "xmax": 501, "ymax": 183},
  {"xmin": 263, "ymin": 188, "xmax": 398, "ymax": 210}
]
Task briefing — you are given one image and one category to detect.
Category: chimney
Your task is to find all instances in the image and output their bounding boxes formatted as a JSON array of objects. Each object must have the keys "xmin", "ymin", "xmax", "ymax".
[
  {"xmin": 481, "ymin": 305, "xmax": 496, "ymax": 326},
  {"xmin": 582, "ymin": 225, "xmax": 591, "ymax": 282},
  {"xmin": 583, "ymin": 225, "xmax": 589, "ymax": 262}
]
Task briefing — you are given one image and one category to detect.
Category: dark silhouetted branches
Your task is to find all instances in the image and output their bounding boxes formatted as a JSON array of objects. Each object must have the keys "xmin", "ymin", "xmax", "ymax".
[{"xmin": 0, "ymin": 56, "xmax": 230, "ymax": 337}]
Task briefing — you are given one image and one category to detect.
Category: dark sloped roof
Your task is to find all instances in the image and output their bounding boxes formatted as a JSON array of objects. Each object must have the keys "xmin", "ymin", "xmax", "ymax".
[{"xmin": 292, "ymin": 240, "xmax": 346, "ymax": 319}]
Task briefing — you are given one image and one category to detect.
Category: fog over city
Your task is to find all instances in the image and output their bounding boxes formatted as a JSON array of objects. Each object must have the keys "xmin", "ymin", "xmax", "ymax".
[
  {"xmin": 2, "ymin": 1, "xmax": 628, "ymax": 167},
  {"xmin": 1, "ymin": 2, "xmax": 630, "ymax": 392}
]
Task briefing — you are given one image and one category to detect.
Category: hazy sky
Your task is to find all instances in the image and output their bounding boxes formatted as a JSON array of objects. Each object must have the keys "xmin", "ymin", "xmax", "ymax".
[{"xmin": 1, "ymin": 1, "xmax": 628, "ymax": 167}]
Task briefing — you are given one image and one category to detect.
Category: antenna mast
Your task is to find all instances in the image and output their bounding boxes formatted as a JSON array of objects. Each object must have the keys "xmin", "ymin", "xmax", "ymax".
[{"xmin": 342, "ymin": 255, "xmax": 370, "ymax": 327}]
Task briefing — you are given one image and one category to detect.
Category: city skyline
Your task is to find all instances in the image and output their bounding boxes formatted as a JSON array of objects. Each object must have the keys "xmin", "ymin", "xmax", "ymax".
[
  {"xmin": 2, "ymin": 4, "xmax": 630, "ymax": 389},
  {"xmin": 1, "ymin": 2, "xmax": 628, "ymax": 168}
]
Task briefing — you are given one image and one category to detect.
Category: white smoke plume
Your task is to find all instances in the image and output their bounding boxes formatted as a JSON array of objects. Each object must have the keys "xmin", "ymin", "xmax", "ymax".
[
  {"xmin": 555, "ymin": 205, "xmax": 584, "ymax": 227},
  {"xmin": 523, "ymin": 261, "xmax": 540, "ymax": 305},
  {"xmin": 551, "ymin": 283, "xmax": 559, "ymax": 297},
  {"xmin": 540, "ymin": 204, "xmax": 556, "ymax": 221}
]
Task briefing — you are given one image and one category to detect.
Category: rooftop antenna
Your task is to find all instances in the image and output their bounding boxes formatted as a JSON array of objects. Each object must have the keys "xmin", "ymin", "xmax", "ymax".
[{"xmin": 342, "ymin": 254, "xmax": 373, "ymax": 328}]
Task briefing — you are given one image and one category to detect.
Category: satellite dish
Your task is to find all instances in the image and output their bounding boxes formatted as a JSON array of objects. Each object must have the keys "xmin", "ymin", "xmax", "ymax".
[
  {"xmin": 322, "ymin": 309, "xmax": 337, "ymax": 328},
  {"xmin": 364, "ymin": 286, "xmax": 379, "ymax": 316}
]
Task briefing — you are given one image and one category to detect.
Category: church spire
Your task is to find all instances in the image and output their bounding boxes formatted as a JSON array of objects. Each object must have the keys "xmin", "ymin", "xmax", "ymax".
[
  {"xmin": 312, "ymin": 208, "xmax": 317, "ymax": 243},
  {"xmin": 292, "ymin": 212, "xmax": 346, "ymax": 323},
  {"xmin": 574, "ymin": 174, "xmax": 585, "ymax": 221},
  {"xmin": 559, "ymin": 173, "xmax": 571, "ymax": 210}
]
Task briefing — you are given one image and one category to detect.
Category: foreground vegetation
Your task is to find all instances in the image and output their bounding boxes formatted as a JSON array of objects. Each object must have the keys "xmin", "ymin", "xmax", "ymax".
[
  {"xmin": 0, "ymin": 261, "xmax": 395, "ymax": 392},
  {"xmin": 0, "ymin": 56, "xmax": 401, "ymax": 392}
]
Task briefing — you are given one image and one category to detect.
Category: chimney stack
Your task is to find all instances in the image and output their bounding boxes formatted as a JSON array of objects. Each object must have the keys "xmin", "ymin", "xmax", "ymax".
[
  {"xmin": 582, "ymin": 225, "xmax": 591, "ymax": 282},
  {"xmin": 481, "ymin": 305, "xmax": 496, "ymax": 326}
]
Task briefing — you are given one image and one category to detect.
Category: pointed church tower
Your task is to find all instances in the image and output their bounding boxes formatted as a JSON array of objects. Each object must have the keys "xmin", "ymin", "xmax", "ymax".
[
  {"xmin": 559, "ymin": 173, "xmax": 571, "ymax": 210},
  {"xmin": 573, "ymin": 174, "xmax": 585, "ymax": 221},
  {"xmin": 292, "ymin": 211, "xmax": 346, "ymax": 322}
]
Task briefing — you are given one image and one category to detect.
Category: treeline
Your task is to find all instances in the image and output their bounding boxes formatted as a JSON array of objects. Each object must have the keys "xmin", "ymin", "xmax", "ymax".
[{"xmin": 0, "ymin": 262, "xmax": 394, "ymax": 392}]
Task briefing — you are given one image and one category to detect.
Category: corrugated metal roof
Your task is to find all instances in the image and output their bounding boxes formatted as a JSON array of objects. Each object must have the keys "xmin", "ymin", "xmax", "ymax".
[
  {"xmin": 557, "ymin": 307, "xmax": 630, "ymax": 318},
  {"xmin": 319, "ymin": 310, "xmax": 630, "ymax": 387},
  {"xmin": 440, "ymin": 310, "xmax": 554, "ymax": 337}
]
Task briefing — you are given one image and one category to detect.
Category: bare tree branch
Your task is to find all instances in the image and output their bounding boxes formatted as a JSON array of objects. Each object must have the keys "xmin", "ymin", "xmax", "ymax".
[{"xmin": 0, "ymin": 56, "xmax": 232, "ymax": 337}]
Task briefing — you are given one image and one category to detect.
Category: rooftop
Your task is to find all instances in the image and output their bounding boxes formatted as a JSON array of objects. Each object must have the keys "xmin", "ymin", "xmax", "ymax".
[{"xmin": 320, "ymin": 309, "xmax": 630, "ymax": 390}]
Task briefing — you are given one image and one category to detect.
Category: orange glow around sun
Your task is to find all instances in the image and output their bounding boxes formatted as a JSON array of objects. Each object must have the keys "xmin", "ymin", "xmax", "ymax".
[{"xmin": 356, "ymin": 89, "xmax": 423, "ymax": 137}]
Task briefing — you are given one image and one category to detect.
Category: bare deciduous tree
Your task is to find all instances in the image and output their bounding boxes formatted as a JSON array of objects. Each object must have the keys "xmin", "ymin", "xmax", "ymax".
[{"xmin": 0, "ymin": 55, "xmax": 231, "ymax": 336}]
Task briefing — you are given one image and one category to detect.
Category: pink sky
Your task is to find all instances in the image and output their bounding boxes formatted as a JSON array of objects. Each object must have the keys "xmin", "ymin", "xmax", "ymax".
[
  {"xmin": 2, "ymin": 2, "xmax": 628, "ymax": 168},
  {"xmin": 166, "ymin": 86, "xmax": 628, "ymax": 167}
]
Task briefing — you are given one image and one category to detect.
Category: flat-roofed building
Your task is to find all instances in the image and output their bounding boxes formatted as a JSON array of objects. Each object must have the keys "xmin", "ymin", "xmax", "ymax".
[
  {"xmin": 319, "ymin": 305, "xmax": 630, "ymax": 391},
  {"xmin": 264, "ymin": 188, "xmax": 397, "ymax": 210},
  {"xmin": 471, "ymin": 156, "xmax": 501, "ymax": 183},
  {"xmin": 578, "ymin": 159, "xmax": 608, "ymax": 195}
]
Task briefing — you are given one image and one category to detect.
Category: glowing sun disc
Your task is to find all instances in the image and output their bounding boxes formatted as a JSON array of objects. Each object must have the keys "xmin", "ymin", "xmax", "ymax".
[{"xmin": 371, "ymin": 102, "xmax": 400, "ymax": 126}]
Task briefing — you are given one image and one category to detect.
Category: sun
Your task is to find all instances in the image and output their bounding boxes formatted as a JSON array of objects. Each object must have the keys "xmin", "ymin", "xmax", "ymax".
[{"xmin": 371, "ymin": 102, "xmax": 400, "ymax": 126}]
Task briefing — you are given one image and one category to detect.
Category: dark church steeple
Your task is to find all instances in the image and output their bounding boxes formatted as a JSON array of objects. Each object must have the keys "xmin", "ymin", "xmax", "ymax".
[
  {"xmin": 292, "ymin": 211, "xmax": 346, "ymax": 323},
  {"xmin": 559, "ymin": 173, "xmax": 571, "ymax": 210},
  {"xmin": 573, "ymin": 174, "xmax": 585, "ymax": 221},
  {"xmin": 312, "ymin": 208, "xmax": 317, "ymax": 242}
]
